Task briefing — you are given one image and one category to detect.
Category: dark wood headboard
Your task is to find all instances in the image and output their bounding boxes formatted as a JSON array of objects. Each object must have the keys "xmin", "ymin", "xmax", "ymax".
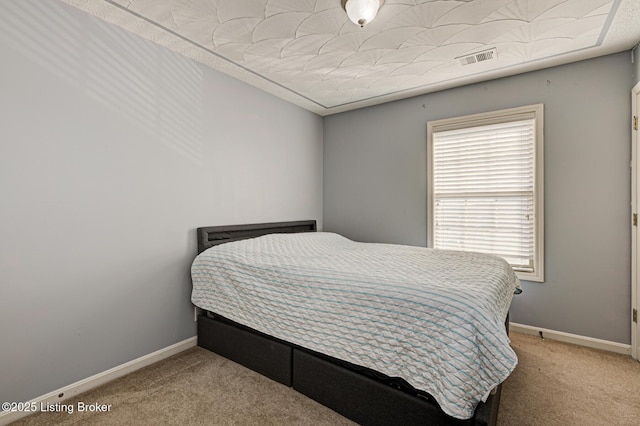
[{"xmin": 197, "ymin": 220, "xmax": 317, "ymax": 254}]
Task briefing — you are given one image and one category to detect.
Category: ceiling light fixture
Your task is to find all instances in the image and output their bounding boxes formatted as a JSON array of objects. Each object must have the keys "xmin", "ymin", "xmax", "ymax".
[{"xmin": 341, "ymin": 0, "xmax": 384, "ymax": 28}]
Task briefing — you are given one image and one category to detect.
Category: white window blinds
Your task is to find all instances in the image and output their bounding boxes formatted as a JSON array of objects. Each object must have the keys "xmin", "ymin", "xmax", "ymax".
[{"xmin": 428, "ymin": 104, "xmax": 544, "ymax": 281}]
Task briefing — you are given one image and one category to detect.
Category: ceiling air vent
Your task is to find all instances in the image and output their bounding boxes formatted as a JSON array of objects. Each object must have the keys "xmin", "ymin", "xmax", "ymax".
[{"xmin": 457, "ymin": 48, "xmax": 498, "ymax": 66}]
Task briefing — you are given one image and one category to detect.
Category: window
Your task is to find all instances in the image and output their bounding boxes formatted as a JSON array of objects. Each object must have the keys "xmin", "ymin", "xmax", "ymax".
[{"xmin": 427, "ymin": 104, "xmax": 544, "ymax": 282}]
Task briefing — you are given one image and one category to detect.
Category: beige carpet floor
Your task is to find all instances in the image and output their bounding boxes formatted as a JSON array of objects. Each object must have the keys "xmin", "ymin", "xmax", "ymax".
[{"xmin": 9, "ymin": 332, "xmax": 640, "ymax": 426}]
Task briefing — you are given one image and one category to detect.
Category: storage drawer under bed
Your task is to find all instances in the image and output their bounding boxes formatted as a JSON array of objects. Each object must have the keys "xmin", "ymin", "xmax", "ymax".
[
  {"xmin": 197, "ymin": 314, "xmax": 501, "ymax": 425},
  {"xmin": 292, "ymin": 348, "xmax": 500, "ymax": 426}
]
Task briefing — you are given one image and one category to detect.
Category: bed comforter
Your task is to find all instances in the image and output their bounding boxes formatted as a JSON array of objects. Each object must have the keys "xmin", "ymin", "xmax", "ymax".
[{"xmin": 191, "ymin": 232, "xmax": 520, "ymax": 419}]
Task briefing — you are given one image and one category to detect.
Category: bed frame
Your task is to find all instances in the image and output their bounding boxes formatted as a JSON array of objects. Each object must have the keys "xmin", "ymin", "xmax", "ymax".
[{"xmin": 195, "ymin": 220, "xmax": 504, "ymax": 426}]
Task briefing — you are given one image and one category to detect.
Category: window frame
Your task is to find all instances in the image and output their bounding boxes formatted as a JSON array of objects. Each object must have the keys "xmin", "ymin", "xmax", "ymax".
[{"xmin": 427, "ymin": 104, "xmax": 545, "ymax": 282}]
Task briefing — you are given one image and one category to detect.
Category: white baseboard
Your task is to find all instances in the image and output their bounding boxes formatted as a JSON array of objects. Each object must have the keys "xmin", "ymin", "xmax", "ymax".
[
  {"xmin": 0, "ymin": 336, "xmax": 197, "ymax": 426},
  {"xmin": 510, "ymin": 323, "xmax": 631, "ymax": 355}
]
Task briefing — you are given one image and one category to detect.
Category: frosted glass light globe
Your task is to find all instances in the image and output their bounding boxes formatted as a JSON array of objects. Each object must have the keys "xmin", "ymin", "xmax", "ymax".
[{"xmin": 344, "ymin": 0, "xmax": 380, "ymax": 27}]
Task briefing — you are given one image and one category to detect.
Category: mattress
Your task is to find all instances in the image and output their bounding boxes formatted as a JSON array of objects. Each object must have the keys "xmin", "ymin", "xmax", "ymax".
[{"xmin": 191, "ymin": 232, "xmax": 520, "ymax": 420}]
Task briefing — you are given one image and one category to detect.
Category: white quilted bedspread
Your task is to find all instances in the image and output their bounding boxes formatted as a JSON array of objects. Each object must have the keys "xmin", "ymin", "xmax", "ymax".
[{"xmin": 191, "ymin": 232, "xmax": 520, "ymax": 419}]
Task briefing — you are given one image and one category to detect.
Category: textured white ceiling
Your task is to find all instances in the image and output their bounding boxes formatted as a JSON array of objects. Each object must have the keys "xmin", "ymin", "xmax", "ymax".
[{"xmin": 62, "ymin": 0, "xmax": 640, "ymax": 115}]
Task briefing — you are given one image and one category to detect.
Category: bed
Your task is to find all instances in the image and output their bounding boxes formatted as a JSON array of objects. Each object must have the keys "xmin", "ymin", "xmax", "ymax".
[{"xmin": 191, "ymin": 220, "xmax": 519, "ymax": 425}]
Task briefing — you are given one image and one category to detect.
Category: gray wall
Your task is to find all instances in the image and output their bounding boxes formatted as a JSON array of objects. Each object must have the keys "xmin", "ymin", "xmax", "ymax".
[
  {"xmin": 634, "ymin": 43, "xmax": 640, "ymax": 85},
  {"xmin": 0, "ymin": 1, "xmax": 322, "ymax": 405},
  {"xmin": 324, "ymin": 52, "xmax": 633, "ymax": 344}
]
